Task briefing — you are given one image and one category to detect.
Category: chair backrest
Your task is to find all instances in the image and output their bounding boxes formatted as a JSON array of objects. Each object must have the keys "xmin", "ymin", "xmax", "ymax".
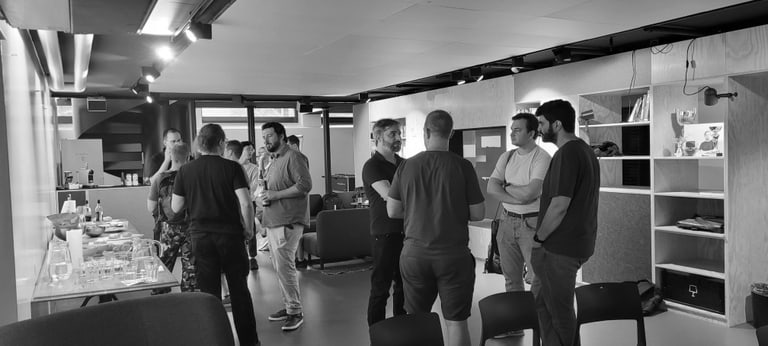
[
  {"xmin": 309, "ymin": 194, "xmax": 323, "ymax": 217},
  {"xmin": 576, "ymin": 282, "xmax": 646, "ymax": 346},
  {"xmin": 758, "ymin": 325, "xmax": 768, "ymax": 346},
  {"xmin": 0, "ymin": 292, "xmax": 234, "ymax": 346},
  {"xmin": 479, "ymin": 291, "xmax": 540, "ymax": 346},
  {"xmin": 370, "ymin": 312, "xmax": 444, "ymax": 346}
]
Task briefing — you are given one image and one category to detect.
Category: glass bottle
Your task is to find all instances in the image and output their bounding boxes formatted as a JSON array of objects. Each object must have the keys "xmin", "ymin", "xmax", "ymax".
[
  {"xmin": 94, "ymin": 200, "xmax": 103, "ymax": 222},
  {"xmin": 83, "ymin": 200, "xmax": 92, "ymax": 222}
]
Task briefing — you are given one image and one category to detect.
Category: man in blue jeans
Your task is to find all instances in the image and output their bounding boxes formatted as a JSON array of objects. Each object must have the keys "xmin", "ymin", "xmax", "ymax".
[
  {"xmin": 487, "ymin": 112, "xmax": 551, "ymax": 338},
  {"xmin": 532, "ymin": 100, "xmax": 600, "ymax": 346}
]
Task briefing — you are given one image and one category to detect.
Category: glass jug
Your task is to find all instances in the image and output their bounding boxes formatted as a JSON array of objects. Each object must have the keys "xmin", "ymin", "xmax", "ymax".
[
  {"xmin": 48, "ymin": 241, "xmax": 73, "ymax": 282},
  {"xmin": 130, "ymin": 236, "xmax": 161, "ymax": 279}
]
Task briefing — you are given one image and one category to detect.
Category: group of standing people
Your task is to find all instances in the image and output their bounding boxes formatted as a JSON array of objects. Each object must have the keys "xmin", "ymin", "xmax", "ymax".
[
  {"xmin": 145, "ymin": 122, "xmax": 311, "ymax": 346},
  {"xmin": 364, "ymin": 100, "xmax": 599, "ymax": 346}
]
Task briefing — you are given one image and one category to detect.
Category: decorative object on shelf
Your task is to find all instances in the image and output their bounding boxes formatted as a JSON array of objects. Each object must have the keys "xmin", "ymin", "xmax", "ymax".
[
  {"xmin": 682, "ymin": 122, "xmax": 724, "ymax": 156},
  {"xmin": 592, "ymin": 141, "xmax": 622, "ymax": 157},
  {"xmin": 675, "ymin": 108, "xmax": 697, "ymax": 125},
  {"xmin": 704, "ymin": 87, "xmax": 738, "ymax": 106},
  {"xmin": 676, "ymin": 215, "xmax": 724, "ymax": 233}
]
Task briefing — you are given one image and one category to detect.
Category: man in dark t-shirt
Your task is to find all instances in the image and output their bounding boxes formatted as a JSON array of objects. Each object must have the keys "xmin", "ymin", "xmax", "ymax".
[
  {"xmin": 388, "ymin": 110, "xmax": 485, "ymax": 346},
  {"xmin": 532, "ymin": 100, "xmax": 600, "ymax": 346},
  {"xmin": 171, "ymin": 124, "xmax": 258, "ymax": 346},
  {"xmin": 363, "ymin": 118, "xmax": 405, "ymax": 326}
]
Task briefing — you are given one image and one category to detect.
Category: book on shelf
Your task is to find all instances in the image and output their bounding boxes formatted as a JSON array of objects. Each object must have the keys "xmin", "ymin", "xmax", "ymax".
[{"xmin": 627, "ymin": 93, "xmax": 650, "ymax": 123}]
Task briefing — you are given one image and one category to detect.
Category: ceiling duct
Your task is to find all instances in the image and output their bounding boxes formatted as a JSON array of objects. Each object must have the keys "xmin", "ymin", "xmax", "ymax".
[{"xmin": 38, "ymin": 30, "xmax": 93, "ymax": 92}]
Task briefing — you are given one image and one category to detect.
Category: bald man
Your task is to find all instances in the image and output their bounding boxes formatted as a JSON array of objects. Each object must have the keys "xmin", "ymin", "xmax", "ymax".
[{"xmin": 387, "ymin": 110, "xmax": 485, "ymax": 346}]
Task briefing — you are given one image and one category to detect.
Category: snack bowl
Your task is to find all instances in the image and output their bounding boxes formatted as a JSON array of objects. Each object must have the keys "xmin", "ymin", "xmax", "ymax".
[{"xmin": 84, "ymin": 223, "xmax": 105, "ymax": 237}]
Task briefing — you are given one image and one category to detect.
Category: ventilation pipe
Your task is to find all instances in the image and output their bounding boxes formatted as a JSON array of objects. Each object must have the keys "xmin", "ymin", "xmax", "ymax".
[{"xmin": 37, "ymin": 30, "xmax": 93, "ymax": 92}]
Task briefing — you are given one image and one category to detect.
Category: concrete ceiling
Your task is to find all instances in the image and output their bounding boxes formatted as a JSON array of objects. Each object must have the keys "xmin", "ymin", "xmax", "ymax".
[{"xmin": 0, "ymin": 0, "xmax": 759, "ymax": 99}]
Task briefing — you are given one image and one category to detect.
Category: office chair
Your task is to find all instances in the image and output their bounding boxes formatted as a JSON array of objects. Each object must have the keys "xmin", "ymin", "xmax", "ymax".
[
  {"xmin": 575, "ymin": 282, "xmax": 646, "ymax": 346},
  {"xmin": 370, "ymin": 312, "xmax": 444, "ymax": 346},
  {"xmin": 479, "ymin": 291, "xmax": 540, "ymax": 346},
  {"xmin": 0, "ymin": 292, "xmax": 235, "ymax": 346},
  {"xmin": 757, "ymin": 325, "xmax": 768, "ymax": 346}
]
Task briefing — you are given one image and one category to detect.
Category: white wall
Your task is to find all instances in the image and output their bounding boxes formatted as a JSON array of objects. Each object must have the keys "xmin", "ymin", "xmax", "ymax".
[
  {"xmin": 0, "ymin": 22, "xmax": 59, "ymax": 324},
  {"xmin": 353, "ymin": 76, "xmax": 515, "ymax": 184},
  {"xmin": 216, "ymin": 125, "xmax": 354, "ymax": 196}
]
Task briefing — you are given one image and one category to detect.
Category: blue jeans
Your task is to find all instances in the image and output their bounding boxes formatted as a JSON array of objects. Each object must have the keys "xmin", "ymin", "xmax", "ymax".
[
  {"xmin": 531, "ymin": 246, "xmax": 587, "ymax": 346},
  {"xmin": 266, "ymin": 224, "xmax": 304, "ymax": 315},
  {"xmin": 497, "ymin": 214, "xmax": 537, "ymax": 292}
]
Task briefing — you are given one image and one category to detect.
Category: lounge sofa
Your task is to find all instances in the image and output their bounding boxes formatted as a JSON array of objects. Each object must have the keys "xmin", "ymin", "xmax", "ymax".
[{"xmin": 302, "ymin": 208, "xmax": 371, "ymax": 269}]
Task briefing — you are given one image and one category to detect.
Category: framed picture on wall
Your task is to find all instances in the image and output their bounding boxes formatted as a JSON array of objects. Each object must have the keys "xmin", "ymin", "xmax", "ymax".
[{"xmin": 682, "ymin": 122, "xmax": 724, "ymax": 157}]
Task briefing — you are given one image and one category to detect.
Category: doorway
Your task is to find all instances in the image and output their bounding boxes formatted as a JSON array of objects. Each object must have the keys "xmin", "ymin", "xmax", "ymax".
[{"xmin": 450, "ymin": 126, "xmax": 507, "ymax": 219}]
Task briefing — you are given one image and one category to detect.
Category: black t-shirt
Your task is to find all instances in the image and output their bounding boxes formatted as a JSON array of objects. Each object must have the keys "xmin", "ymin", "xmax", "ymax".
[
  {"xmin": 362, "ymin": 151, "xmax": 404, "ymax": 235},
  {"xmin": 173, "ymin": 155, "xmax": 249, "ymax": 235},
  {"xmin": 389, "ymin": 151, "xmax": 485, "ymax": 256},
  {"xmin": 144, "ymin": 151, "xmax": 165, "ymax": 178},
  {"xmin": 538, "ymin": 139, "xmax": 600, "ymax": 258}
]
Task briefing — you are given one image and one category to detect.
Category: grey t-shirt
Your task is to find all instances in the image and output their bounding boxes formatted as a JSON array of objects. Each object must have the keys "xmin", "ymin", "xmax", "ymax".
[{"xmin": 389, "ymin": 151, "xmax": 485, "ymax": 256}]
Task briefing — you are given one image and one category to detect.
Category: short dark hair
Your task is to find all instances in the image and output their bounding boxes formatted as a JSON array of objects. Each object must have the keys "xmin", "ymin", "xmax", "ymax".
[
  {"xmin": 225, "ymin": 140, "xmax": 243, "ymax": 158},
  {"xmin": 511, "ymin": 112, "xmax": 539, "ymax": 139},
  {"xmin": 241, "ymin": 141, "xmax": 254, "ymax": 148},
  {"xmin": 372, "ymin": 118, "xmax": 400, "ymax": 142},
  {"xmin": 425, "ymin": 110, "xmax": 453, "ymax": 138},
  {"xmin": 286, "ymin": 135, "xmax": 300, "ymax": 146},
  {"xmin": 171, "ymin": 142, "xmax": 190, "ymax": 162},
  {"xmin": 163, "ymin": 128, "xmax": 181, "ymax": 140},
  {"xmin": 535, "ymin": 100, "xmax": 576, "ymax": 133},
  {"xmin": 262, "ymin": 122, "xmax": 287, "ymax": 139},
  {"xmin": 197, "ymin": 124, "xmax": 226, "ymax": 153}
]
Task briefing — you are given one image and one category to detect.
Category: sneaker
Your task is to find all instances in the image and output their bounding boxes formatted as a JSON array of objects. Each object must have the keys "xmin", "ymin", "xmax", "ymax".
[
  {"xmin": 268, "ymin": 309, "xmax": 288, "ymax": 321},
  {"xmin": 493, "ymin": 330, "xmax": 525, "ymax": 338},
  {"xmin": 222, "ymin": 295, "xmax": 231, "ymax": 306},
  {"xmin": 250, "ymin": 258, "xmax": 259, "ymax": 270},
  {"xmin": 282, "ymin": 313, "xmax": 304, "ymax": 331}
]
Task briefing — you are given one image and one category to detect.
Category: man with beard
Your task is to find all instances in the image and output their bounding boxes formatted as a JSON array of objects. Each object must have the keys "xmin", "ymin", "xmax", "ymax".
[
  {"xmin": 171, "ymin": 124, "xmax": 258, "ymax": 346},
  {"xmin": 532, "ymin": 100, "xmax": 600, "ymax": 346},
  {"xmin": 486, "ymin": 112, "xmax": 551, "ymax": 338},
  {"xmin": 259, "ymin": 122, "xmax": 312, "ymax": 332},
  {"xmin": 363, "ymin": 118, "xmax": 406, "ymax": 326},
  {"xmin": 388, "ymin": 110, "xmax": 485, "ymax": 346}
]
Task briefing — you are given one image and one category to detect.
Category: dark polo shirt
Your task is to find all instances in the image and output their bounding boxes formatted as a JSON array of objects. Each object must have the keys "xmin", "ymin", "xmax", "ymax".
[{"xmin": 363, "ymin": 151, "xmax": 404, "ymax": 235}]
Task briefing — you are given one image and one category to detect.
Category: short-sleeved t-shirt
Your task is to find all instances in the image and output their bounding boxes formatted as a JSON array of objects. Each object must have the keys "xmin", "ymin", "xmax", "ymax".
[
  {"xmin": 241, "ymin": 162, "xmax": 260, "ymax": 201},
  {"xmin": 363, "ymin": 151, "xmax": 404, "ymax": 235},
  {"xmin": 389, "ymin": 151, "xmax": 485, "ymax": 257},
  {"xmin": 538, "ymin": 139, "xmax": 600, "ymax": 258},
  {"xmin": 490, "ymin": 146, "xmax": 551, "ymax": 214},
  {"xmin": 173, "ymin": 155, "xmax": 249, "ymax": 235}
]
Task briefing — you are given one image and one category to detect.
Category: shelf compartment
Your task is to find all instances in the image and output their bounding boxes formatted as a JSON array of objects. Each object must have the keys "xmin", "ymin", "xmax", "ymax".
[
  {"xmin": 654, "ymin": 196, "xmax": 723, "ymax": 226},
  {"xmin": 655, "ymin": 232, "xmax": 724, "ymax": 279},
  {"xmin": 599, "ymin": 159, "xmax": 650, "ymax": 189},
  {"xmin": 654, "ymin": 159, "xmax": 724, "ymax": 194},
  {"xmin": 580, "ymin": 121, "xmax": 650, "ymax": 128},
  {"xmin": 655, "ymin": 225, "xmax": 724, "ymax": 239}
]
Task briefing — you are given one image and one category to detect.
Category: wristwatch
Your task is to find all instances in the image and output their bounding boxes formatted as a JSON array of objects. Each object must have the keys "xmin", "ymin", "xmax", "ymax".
[{"xmin": 533, "ymin": 234, "xmax": 545, "ymax": 244}]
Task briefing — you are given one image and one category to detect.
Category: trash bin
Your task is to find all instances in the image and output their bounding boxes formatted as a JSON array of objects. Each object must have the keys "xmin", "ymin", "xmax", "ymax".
[{"xmin": 752, "ymin": 283, "xmax": 768, "ymax": 328}]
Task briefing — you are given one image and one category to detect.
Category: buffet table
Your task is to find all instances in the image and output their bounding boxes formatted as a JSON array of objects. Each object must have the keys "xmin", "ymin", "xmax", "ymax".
[{"xmin": 31, "ymin": 220, "xmax": 178, "ymax": 318}]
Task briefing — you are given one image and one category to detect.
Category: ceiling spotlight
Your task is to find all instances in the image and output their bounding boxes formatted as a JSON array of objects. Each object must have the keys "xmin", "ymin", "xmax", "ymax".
[
  {"xmin": 704, "ymin": 87, "xmax": 738, "ymax": 106},
  {"xmin": 142, "ymin": 66, "xmax": 160, "ymax": 83},
  {"xmin": 553, "ymin": 47, "xmax": 571, "ymax": 63},
  {"xmin": 185, "ymin": 22, "xmax": 212, "ymax": 42},
  {"xmin": 146, "ymin": 95, "xmax": 154, "ymax": 103},
  {"xmin": 469, "ymin": 67, "xmax": 484, "ymax": 82},
  {"xmin": 130, "ymin": 82, "xmax": 149, "ymax": 95},
  {"xmin": 155, "ymin": 45, "xmax": 174, "ymax": 62}
]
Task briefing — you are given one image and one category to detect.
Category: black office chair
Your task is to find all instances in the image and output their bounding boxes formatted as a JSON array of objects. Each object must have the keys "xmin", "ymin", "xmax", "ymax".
[
  {"xmin": 757, "ymin": 325, "xmax": 768, "ymax": 346},
  {"xmin": 575, "ymin": 282, "xmax": 647, "ymax": 346},
  {"xmin": 370, "ymin": 312, "xmax": 444, "ymax": 346},
  {"xmin": 0, "ymin": 293, "xmax": 234, "ymax": 346},
  {"xmin": 479, "ymin": 291, "xmax": 540, "ymax": 346}
]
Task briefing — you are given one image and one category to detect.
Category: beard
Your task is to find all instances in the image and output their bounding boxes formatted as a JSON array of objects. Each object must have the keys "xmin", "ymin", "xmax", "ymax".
[
  {"xmin": 265, "ymin": 140, "xmax": 281, "ymax": 152},
  {"xmin": 541, "ymin": 125, "xmax": 557, "ymax": 143}
]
